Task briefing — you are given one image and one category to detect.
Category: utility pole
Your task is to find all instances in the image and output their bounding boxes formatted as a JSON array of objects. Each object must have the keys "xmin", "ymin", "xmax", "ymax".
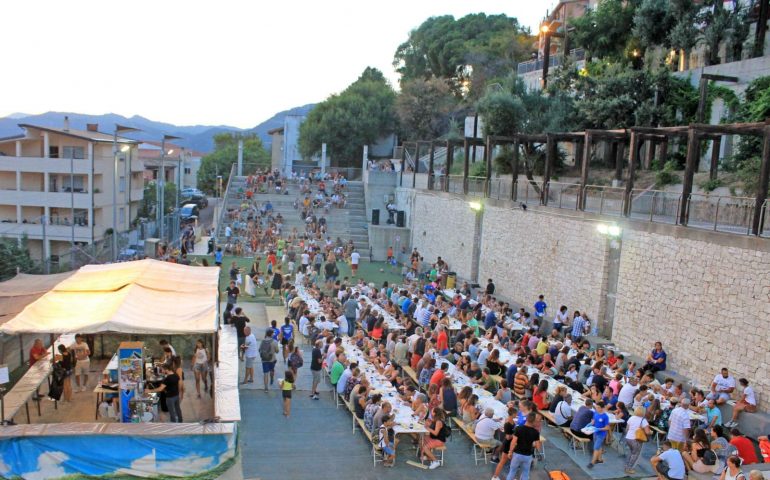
[{"xmin": 41, "ymin": 215, "xmax": 49, "ymax": 274}]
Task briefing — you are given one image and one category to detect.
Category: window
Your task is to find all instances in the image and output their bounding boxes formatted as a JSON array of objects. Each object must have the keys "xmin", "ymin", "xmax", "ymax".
[
  {"xmin": 65, "ymin": 175, "xmax": 85, "ymax": 193},
  {"xmin": 119, "ymin": 207, "xmax": 125, "ymax": 224},
  {"xmin": 62, "ymin": 146, "xmax": 85, "ymax": 159},
  {"xmin": 184, "ymin": 167, "xmax": 191, "ymax": 174},
  {"xmin": 119, "ymin": 176, "xmax": 126, "ymax": 192},
  {"xmin": 48, "ymin": 146, "xmax": 59, "ymax": 158}
]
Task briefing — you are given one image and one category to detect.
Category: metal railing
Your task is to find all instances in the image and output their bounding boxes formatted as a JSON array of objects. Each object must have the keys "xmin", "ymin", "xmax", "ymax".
[
  {"xmin": 214, "ymin": 164, "xmax": 237, "ymax": 241},
  {"xmin": 416, "ymin": 176, "xmax": 770, "ymax": 238},
  {"xmin": 516, "ymin": 48, "xmax": 586, "ymax": 75}
]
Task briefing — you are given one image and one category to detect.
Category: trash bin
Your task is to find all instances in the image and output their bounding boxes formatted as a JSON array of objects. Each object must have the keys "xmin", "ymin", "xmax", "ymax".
[{"xmin": 446, "ymin": 272, "xmax": 457, "ymax": 289}]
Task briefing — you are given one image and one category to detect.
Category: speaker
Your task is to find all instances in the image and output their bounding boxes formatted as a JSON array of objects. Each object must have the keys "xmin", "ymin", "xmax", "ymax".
[
  {"xmin": 372, "ymin": 209, "xmax": 380, "ymax": 225},
  {"xmin": 396, "ymin": 210, "xmax": 405, "ymax": 228}
]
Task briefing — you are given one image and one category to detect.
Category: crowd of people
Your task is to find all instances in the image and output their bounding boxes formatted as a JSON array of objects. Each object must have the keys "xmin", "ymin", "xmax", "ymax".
[{"xmin": 253, "ymin": 249, "xmax": 770, "ymax": 480}]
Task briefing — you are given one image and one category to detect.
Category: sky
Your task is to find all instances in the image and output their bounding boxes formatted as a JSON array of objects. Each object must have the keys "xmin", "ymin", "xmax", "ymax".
[{"xmin": 0, "ymin": 0, "xmax": 552, "ymax": 129}]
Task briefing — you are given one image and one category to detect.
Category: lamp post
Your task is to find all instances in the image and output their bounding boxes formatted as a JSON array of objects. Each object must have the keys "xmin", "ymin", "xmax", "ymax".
[
  {"xmin": 540, "ymin": 23, "xmax": 565, "ymax": 90},
  {"xmin": 112, "ymin": 125, "xmax": 140, "ymax": 261},
  {"xmin": 157, "ymin": 134, "xmax": 181, "ymax": 241}
]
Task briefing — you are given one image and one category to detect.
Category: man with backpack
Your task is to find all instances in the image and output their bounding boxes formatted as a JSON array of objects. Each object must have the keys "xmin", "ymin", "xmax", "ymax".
[{"xmin": 259, "ymin": 329, "xmax": 280, "ymax": 392}]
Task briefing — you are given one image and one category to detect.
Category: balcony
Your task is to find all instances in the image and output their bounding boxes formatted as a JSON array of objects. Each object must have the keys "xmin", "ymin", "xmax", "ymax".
[
  {"xmin": 517, "ymin": 48, "xmax": 586, "ymax": 75},
  {"xmin": 0, "ymin": 221, "xmax": 90, "ymax": 241},
  {"xmin": 0, "ymin": 190, "xmax": 92, "ymax": 209},
  {"xmin": 0, "ymin": 156, "xmax": 91, "ymax": 174}
]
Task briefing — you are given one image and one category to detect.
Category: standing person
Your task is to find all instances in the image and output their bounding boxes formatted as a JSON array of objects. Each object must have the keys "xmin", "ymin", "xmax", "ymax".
[
  {"xmin": 534, "ymin": 295, "xmax": 547, "ymax": 326},
  {"xmin": 148, "ymin": 364, "xmax": 183, "ymax": 423},
  {"xmin": 287, "ymin": 345, "xmax": 303, "ymax": 378},
  {"xmin": 55, "ymin": 344, "xmax": 74, "ymax": 402},
  {"xmin": 270, "ymin": 267, "xmax": 283, "ymax": 301},
  {"xmin": 241, "ymin": 326, "xmax": 258, "ymax": 384},
  {"xmin": 343, "ymin": 293, "xmax": 358, "ymax": 337},
  {"xmin": 279, "ymin": 370, "xmax": 296, "ymax": 418},
  {"xmin": 230, "ymin": 307, "xmax": 250, "ymax": 361},
  {"xmin": 214, "ymin": 246, "xmax": 223, "ymax": 267},
  {"xmin": 192, "ymin": 339, "xmax": 210, "ymax": 399},
  {"xmin": 624, "ymin": 406, "xmax": 652, "ymax": 475},
  {"xmin": 485, "ymin": 278, "xmax": 495, "ymax": 295},
  {"xmin": 279, "ymin": 317, "xmax": 294, "ymax": 363},
  {"xmin": 587, "ymin": 401, "xmax": 611, "ymax": 468},
  {"xmin": 506, "ymin": 411, "xmax": 542, "ymax": 480},
  {"xmin": 571, "ymin": 312, "xmax": 587, "ymax": 343},
  {"xmin": 553, "ymin": 306, "xmax": 569, "ymax": 333},
  {"xmin": 223, "ymin": 280, "xmax": 240, "ymax": 317},
  {"xmin": 310, "ymin": 340, "xmax": 323, "ymax": 400},
  {"xmin": 350, "ymin": 249, "xmax": 360, "ymax": 277},
  {"xmin": 667, "ymin": 398, "xmax": 692, "ymax": 450},
  {"xmin": 71, "ymin": 334, "xmax": 90, "ymax": 392},
  {"xmin": 259, "ymin": 329, "xmax": 280, "ymax": 392}
]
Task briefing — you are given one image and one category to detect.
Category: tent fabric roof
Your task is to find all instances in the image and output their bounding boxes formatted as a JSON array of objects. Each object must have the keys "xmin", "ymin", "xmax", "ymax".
[
  {"xmin": 0, "ymin": 259, "xmax": 220, "ymax": 335},
  {"xmin": 0, "ymin": 272, "xmax": 75, "ymax": 326}
]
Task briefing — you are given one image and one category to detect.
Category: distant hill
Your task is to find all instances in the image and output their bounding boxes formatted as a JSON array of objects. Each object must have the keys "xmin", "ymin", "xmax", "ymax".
[{"xmin": 0, "ymin": 104, "xmax": 316, "ymax": 153}]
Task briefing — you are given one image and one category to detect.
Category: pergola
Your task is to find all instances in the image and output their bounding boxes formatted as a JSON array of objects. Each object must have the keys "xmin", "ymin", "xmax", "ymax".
[{"xmin": 406, "ymin": 119, "xmax": 770, "ymax": 235}]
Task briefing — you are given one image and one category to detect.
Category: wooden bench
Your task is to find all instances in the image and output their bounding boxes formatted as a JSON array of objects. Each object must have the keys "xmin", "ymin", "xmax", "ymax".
[
  {"xmin": 453, "ymin": 417, "xmax": 494, "ymax": 465},
  {"xmin": 401, "ymin": 366, "xmax": 419, "ymax": 386},
  {"xmin": 561, "ymin": 427, "xmax": 591, "ymax": 455},
  {"xmin": 539, "ymin": 410, "xmax": 557, "ymax": 427}
]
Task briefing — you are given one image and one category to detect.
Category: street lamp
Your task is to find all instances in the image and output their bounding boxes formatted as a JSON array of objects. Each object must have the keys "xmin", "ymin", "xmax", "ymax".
[
  {"xmin": 539, "ymin": 22, "xmax": 564, "ymax": 89},
  {"xmin": 157, "ymin": 134, "xmax": 181, "ymax": 241},
  {"xmin": 112, "ymin": 124, "xmax": 140, "ymax": 261}
]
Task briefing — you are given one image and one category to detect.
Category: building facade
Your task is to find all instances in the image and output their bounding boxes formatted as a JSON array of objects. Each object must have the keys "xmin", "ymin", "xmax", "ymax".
[{"xmin": 0, "ymin": 120, "xmax": 143, "ymax": 262}]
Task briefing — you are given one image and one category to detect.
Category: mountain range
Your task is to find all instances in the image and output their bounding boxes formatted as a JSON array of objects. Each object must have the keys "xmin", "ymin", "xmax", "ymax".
[{"xmin": 0, "ymin": 103, "xmax": 316, "ymax": 153}]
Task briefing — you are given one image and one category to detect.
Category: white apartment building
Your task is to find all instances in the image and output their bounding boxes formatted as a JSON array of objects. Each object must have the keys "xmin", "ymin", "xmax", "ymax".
[{"xmin": 0, "ymin": 120, "xmax": 143, "ymax": 262}]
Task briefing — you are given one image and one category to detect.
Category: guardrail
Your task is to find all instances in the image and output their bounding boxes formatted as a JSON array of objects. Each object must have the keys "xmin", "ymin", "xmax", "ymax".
[
  {"xmin": 214, "ymin": 164, "xmax": 237, "ymax": 241},
  {"xmin": 420, "ymin": 177, "xmax": 770, "ymax": 238}
]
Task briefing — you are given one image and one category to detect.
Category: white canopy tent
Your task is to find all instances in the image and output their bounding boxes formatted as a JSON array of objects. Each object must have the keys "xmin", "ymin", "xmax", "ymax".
[{"xmin": 0, "ymin": 259, "xmax": 220, "ymax": 335}]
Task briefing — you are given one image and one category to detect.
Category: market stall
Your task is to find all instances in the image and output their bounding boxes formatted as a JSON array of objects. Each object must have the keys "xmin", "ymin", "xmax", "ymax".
[{"xmin": 0, "ymin": 259, "xmax": 240, "ymax": 479}]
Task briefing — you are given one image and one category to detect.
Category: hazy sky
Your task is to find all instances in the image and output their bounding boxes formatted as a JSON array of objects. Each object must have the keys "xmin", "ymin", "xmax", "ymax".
[{"xmin": 0, "ymin": 0, "xmax": 551, "ymax": 128}]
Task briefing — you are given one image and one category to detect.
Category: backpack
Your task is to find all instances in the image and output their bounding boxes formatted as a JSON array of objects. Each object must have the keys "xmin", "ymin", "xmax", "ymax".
[
  {"xmin": 702, "ymin": 449, "xmax": 717, "ymax": 466},
  {"xmin": 288, "ymin": 352, "xmax": 303, "ymax": 369},
  {"xmin": 259, "ymin": 339, "xmax": 274, "ymax": 361}
]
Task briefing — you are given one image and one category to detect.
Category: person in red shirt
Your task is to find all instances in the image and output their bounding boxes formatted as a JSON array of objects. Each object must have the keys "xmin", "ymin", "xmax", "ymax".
[
  {"xmin": 29, "ymin": 338, "xmax": 47, "ymax": 366},
  {"xmin": 430, "ymin": 362, "xmax": 448, "ymax": 387},
  {"xmin": 730, "ymin": 429, "xmax": 759, "ymax": 465},
  {"xmin": 436, "ymin": 326, "xmax": 449, "ymax": 356}
]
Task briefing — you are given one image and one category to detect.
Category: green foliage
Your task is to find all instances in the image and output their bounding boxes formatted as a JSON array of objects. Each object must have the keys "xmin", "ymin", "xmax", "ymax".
[
  {"xmin": 138, "ymin": 182, "xmax": 177, "ymax": 218},
  {"xmin": 393, "ymin": 14, "xmax": 533, "ymax": 97},
  {"xmin": 700, "ymin": 1, "xmax": 749, "ymax": 65},
  {"xmin": 633, "ymin": 0, "xmax": 675, "ymax": 48},
  {"xmin": 698, "ymin": 177, "xmax": 723, "ymax": 192},
  {"xmin": 299, "ymin": 67, "xmax": 397, "ymax": 167},
  {"xmin": 470, "ymin": 161, "xmax": 487, "ymax": 177},
  {"xmin": 571, "ymin": 0, "xmax": 640, "ymax": 60},
  {"xmin": 198, "ymin": 133, "xmax": 270, "ymax": 195},
  {"xmin": 655, "ymin": 160, "xmax": 681, "ymax": 187},
  {"xmin": 395, "ymin": 77, "xmax": 457, "ymax": 140},
  {"xmin": 0, "ymin": 236, "xmax": 36, "ymax": 280}
]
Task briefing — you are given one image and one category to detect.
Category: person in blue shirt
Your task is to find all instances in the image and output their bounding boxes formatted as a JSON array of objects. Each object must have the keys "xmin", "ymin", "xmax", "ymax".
[
  {"xmin": 425, "ymin": 291, "xmax": 436, "ymax": 304},
  {"xmin": 279, "ymin": 317, "xmax": 294, "ymax": 363},
  {"xmin": 640, "ymin": 341, "xmax": 667, "ymax": 375},
  {"xmin": 570, "ymin": 399, "xmax": 595, "ymax": 439},
  {"xmin": 401, "ymin": 296, "xmax": 413, "ymax": 315},
  {"xmin": 270, "ymin": 320, "xmax": 280, "ymax": 341},
  {"xmin": 506, "ymin": 358, "xmax": 523, "ymax": 390},
  {"xmin": 588, "ymin": 401, "xmax": 611, "ymax": 468},
  {"xmin": 214, "ymin": 247, "xmax": 223, "ymax": 266},
  {"xmin": 534, "ymin": 295, "xmax": 547, "ymax": 322},
  {"xmin": 484, "ymin": 310, "xmax": 497, "ymax": 330}
]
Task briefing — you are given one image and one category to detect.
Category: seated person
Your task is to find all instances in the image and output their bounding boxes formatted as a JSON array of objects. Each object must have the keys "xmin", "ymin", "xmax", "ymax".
[
  {"xmin": 726, "ymin": 378, "xmax": 756, "ymax": 428},
  {"xmin": 639, "ymin": 341, "xmax": 667, "ymax": 375},
  {"xmin": 707, "ymin": 368, "xmax": 736, "ymax": 406},
  {"xmin": 570, "ymin": 398, "xmax": 595, "ymax": 439}
]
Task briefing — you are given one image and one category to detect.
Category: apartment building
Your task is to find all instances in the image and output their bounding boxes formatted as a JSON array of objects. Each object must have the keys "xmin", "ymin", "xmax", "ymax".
[
  {"xmin": 0, "ymin": 119, "xmax": 143, "ymax": 262},
  {"xmin": 138, "ymin": 140, "xmax": 204, "ymax": 190}
]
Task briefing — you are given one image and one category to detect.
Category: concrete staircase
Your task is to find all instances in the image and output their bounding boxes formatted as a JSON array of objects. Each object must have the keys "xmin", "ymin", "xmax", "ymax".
[{"xmin": 216, "ymin": 178, "xmax": 371, "ymax": 260}]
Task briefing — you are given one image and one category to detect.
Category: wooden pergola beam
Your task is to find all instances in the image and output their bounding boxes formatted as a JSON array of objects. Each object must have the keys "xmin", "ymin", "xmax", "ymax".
[
  {"xmin": 463, "ymin": 138, "xmax": 470, "ymax": 194},
  {"xmin": 511, "ymin": 139, "xmax": 520, "ymax": 201},
  {"xmin": 709, "ymin": 136, "xmax": 722, "ymax": 181},
  {"xmin": 692, "ymin": 122, "xmax": 766, "ymax": 136},
  {"xmin": 623, "ymin": 131, "xmax": 639, "ymax": 216},
  {"xmin": 444, "ymin": 140, "xmax": 454, "ymax": 192},
  {"xmin": 427, "ymin": 141, "xmax": 436, "ymax": 190},
  {"xmin": 752, "ymin": 125, "xmax": 770, "ymax": 235},
  {"xmin": 579, "ymin": 131, "xmax": 593, "ymax": 210},
  {"xmin": 680, "ymin": 128, "xmax": 701, "ymax": 225}
]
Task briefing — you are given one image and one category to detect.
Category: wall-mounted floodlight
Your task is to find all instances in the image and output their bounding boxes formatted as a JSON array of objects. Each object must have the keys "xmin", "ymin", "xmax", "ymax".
[
  {"xmin": 469, "ymin": 201, "xmax": 483, "ymax": 212},
  {"xmin": 597, "ymin": 223, "xmax": 622, "ymax": 237}
]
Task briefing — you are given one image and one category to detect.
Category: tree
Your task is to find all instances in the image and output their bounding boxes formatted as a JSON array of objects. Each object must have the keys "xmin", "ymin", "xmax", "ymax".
[
  {"xmin": 0, "ymin": 237, "xmax": 36, "ymax": 280},
  {"xmin": 138, "ymin": 181, "xmax": 177, "ymax": 219},
  {"xmin": 395, "ymin": 78, "xmax": 457, "ymax": 140},
  {"xmin": 393, "ymin": 13, "xmax": 533, "ymax": 97},
  {"xmin": 477, "ymin": 77, "xmax": 575, "ymax": 184},
  {"xmin": 633, "ymin": 0, "xmax": 676, "ymax": 48},
  {"xmin": 197, "ymin": 133, "xmax": 270, "ymax": 195},
  {"xmin": 571, "ymin": 0, "xmax": 640, "ymax": 60},
  {"xmin": 299, "ymin": 67, "xmax": 398, "ymax": 167}
]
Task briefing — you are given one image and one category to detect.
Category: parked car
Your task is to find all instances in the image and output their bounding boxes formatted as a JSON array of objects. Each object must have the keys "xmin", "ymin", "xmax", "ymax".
[
  {"xmin": 179, "ymin": 203, "xmax": 200, "ymax": 220},
  {"xmin": 181, "ymin": 187, "xmax": 204, "ymax": 198},
  {"xmin": 181, "ymin": 194, "xmax": 208, "ymax": 209}
]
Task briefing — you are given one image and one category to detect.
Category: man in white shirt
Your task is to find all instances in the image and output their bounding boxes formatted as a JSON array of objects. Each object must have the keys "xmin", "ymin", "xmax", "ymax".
[
  {"xmin": 301, "ymin": 252, "xmax": 311, "ymax": 273},
  {"xmin": 618, "ymin": 377, "xmax": 638, "ymax": 406},
  {"xmin": 474, "ymin": 408, "xmax": 503, "ymax": 459},
  {"xmin": 650, "ymin": 441, "xmax": 686, "ymax": 480},
  {"xmin": 707, "ymin": 367, "xmax": 736, "ymax": 405},
  {"xmin": 299, "ymin": 311, "xmax": 311, "ymax": 336},
  {"xmin": 350, "ymin": 249, "xmax": 360, "ymax": 276},
  {"xmin": 241, "ymin": 327, "xmax": 258, "ymax": 384},
  {"xmin": 336, "ymin": 314, "xmax": 349, "ymax": 337},
  {"xmin": 337, "ymin": 363, "xmax": 354, "ymax": 395},
  {"xmin": 477, "ymin": 343, "xmax": 493, "ymax": 369}
]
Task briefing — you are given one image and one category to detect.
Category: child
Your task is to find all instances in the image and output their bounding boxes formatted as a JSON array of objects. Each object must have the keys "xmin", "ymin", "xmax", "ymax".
[
  {"xmin": 378, "ymin": 414, "xmax": 396, "ymax": 467},
  {"xmin": 588, "ymin": 401, "xmax": 611, "ymax": 469},
  {"xmin": 279, "ymin": 370, "xmax": 296, "ymax": 417}
]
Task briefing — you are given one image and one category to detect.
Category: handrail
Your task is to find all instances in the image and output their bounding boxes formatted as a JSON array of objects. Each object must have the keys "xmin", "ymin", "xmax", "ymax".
[{"xmin": 214, "ymin": 163, "xmax": 237, "ymax": 242}]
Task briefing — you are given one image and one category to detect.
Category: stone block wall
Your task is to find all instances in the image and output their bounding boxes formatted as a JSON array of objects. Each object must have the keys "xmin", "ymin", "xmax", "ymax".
[
  {"xmin": 479, "ymin": 204, "xmax": 609, "ymax": 326},
  {"xmin": 409, "ymin": 191, "xmax": 476, "ymax": 280},
  {"xmin": 613, "ymin": 230, "xmax": 770, "ymax": 410}
]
